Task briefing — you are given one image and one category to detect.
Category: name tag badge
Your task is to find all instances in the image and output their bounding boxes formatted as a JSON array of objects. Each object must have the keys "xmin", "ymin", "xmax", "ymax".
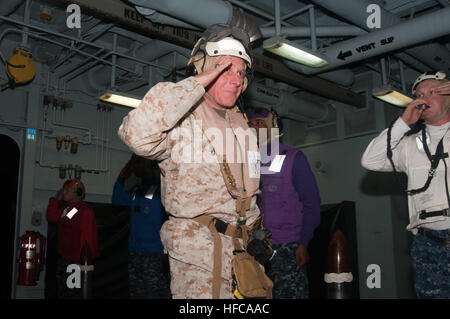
[
  {"xmin": 66, "ymin": 208, "xmax": 78, "ymax": 219},
  {"xmin": 248, "ymin": 151, "xmax": 260, "ymax": 178},
  {"xmin": 145, "ymin": 185, "xmax": 158, "ymax": 200},
  {"xmin": 269, "ymin": 155, "xmax": 286, "ymax": 173}
]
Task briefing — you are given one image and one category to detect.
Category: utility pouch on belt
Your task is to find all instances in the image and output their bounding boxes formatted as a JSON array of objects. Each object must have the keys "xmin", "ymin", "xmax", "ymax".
[
  {"xmin": 205, "ymin": 160, "xmax": 272, "ymax": 299},
  {"xmin": 231, "ymin": 250, "xmax": 273, "ymax": 299},
  {"xmin": 231, "ymin": 196, "xmax": 273, "ymax": 299}
]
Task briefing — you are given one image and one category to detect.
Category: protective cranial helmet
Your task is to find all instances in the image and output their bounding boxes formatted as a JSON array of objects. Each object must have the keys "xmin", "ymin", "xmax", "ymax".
[
  {"xmin": 247, "ymin": 107, "xmax": 282, "ymax": 130},
  {"xmin": 188, "ymin": 23, "xmax": 253, "ymax": 74},
  {"xmin": 412, "ymin": 71, "xmax": 447, "ymax": 95},
  {"xmin": 205, "ymin": 37, "xmax": 252, "ymax": 68},
  {"xmin": 63, "ymin": 179, "xmax": 85, "ymax": 199}
]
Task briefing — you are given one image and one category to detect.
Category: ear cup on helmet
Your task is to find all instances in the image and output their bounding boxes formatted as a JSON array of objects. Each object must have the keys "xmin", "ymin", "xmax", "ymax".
[
  {"xmin": 76, "ymin": 185, "xmax": 83, "ymax": 197},
  {"xmin": 270, "ymin": 109, "xmax": 282, "ymax": 132},
  {"xmin": 242, "ymin": 77, "xmax": 248, "ymax": 92},
  {"xmin": 63, "ymin": 179, "xmax": 85, "ymax": 199}
]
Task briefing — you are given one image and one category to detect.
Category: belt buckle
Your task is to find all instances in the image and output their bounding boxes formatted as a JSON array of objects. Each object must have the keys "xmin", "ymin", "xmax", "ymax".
[{"xmin": 419, "ymin": 210, "xmax": 426, "ymax": 220}]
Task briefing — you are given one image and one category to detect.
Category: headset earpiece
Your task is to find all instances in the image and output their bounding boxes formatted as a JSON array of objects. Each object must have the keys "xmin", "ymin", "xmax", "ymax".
[
  {"xmin": 76, "ymin": 184, "xmax": 83, "ymax": 197},
  {"xmin": 185, "ymin": 63, "xmax": 197, "ymax": 76},
  {"xmin": 270, "ymin": 109, "xmax": 282, "ymax": 131}
]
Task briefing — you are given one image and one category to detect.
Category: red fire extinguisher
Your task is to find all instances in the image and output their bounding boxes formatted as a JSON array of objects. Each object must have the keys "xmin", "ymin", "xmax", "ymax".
[{"xmin": 17, "ymin": 231, "xmax": 46, "ymax": 286}]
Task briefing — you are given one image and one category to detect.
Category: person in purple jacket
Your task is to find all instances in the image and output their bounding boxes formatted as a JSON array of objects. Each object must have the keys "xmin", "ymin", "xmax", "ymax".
[{"xmin": 248, "ymin": 107, "xmax": 321, "ymax": 299}]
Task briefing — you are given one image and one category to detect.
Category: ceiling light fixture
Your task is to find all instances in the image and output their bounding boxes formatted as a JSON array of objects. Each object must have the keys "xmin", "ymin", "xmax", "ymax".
[
  {"xmin": 98, "ymin": 91, "xmax": 142, "ymax": 108},
  {"xmin": 263, "ymin": 36, "xmax": 328, "ymax": 68},
  {"xmin": 372, "ymin": 85, "xmax": 413, "ymax": 107}
]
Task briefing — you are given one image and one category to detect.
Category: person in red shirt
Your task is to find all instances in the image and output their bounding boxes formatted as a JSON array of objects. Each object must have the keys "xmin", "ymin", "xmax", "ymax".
[{"xmin": 46, "ymin": 179, "xmax": 99, "ymax": 298}]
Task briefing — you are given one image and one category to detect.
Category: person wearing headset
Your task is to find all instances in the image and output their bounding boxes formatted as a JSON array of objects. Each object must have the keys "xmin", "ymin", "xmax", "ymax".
[
  {"xmin": 118, "ymin": 24, "xmax": 262, "ymax": 299},
  {"xmin": 112, "ymin": 154, "xmax": 170, "ymax": 299},
  {"xmin": 248, "ymin": 107, "xmax": 321, "ymax": 299},
  {"xmin": 361, "ymin": 71, "xmax": 450, "ymax": 298},
  {"xmin": 46, "ymin": 179, "xmax": 99, "ymax": 298}
]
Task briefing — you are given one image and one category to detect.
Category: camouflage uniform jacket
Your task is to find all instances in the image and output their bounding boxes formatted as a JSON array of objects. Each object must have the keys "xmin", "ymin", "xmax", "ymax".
[{"xmin": 118, "ymin": 76, "xmax": 261, "ymax": 291}]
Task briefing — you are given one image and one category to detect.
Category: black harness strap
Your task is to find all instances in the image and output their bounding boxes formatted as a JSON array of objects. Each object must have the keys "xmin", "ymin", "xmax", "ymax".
[{"xmin": 408, "ymin": 127, "xmax": 448, "ymax": 195}]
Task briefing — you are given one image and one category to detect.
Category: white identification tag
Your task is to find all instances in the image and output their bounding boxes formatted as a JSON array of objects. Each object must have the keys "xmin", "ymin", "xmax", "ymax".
[
  {"xmin": 248, "ymin": 151, "xmax": 260, "ymax": 178},
  {"xmin": 145, "ymin": 185, "xmax": 158, "ymax": 200},
  {"xmin": 66, "ymin": 208, "xmax": 78, "ymax": 219},
  {"xmin": 269, "ymin": 155, "xmax": 286, "ymax": 173}
]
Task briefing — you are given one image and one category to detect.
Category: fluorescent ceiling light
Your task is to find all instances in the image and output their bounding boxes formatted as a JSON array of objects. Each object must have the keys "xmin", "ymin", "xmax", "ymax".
[
  {"xmin": 263, "ymin": 36, "xmax": 328, "ymax": 68},
  {"xmin": 372, "ymin": 85, "xmax": 413, "ymax": 107},
  {"xmin": 99, "ymin": 91, "xmax": 142, "ymax": 108}
]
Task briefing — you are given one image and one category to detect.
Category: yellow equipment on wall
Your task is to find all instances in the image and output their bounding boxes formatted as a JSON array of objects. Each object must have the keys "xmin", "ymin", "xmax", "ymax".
[{"xmin": 5, "ymin": 48, "xmax": 36, "ymax": 88}]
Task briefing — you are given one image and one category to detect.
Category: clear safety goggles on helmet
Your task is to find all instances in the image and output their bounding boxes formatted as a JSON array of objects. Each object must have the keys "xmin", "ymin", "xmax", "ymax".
[
  {"xmin": 190, "ymin": 24, "xmax": 252, "ymax": 66},
  {"xmin": 205, "ymin": 37, "xmax": 252, "ymax": 68},
  {"xmin": 412, "ymin": 71, "xmax": 447, "ymax": 95}
]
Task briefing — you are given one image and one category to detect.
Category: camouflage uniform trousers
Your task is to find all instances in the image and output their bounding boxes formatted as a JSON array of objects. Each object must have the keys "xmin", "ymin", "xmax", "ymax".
[
  {"xmin": 169, "ymin": 257, "xmax": 234, "ymax": 299},
  {"xmin": 128, "ymin": 252, "xmax": 171, "ymax": 299},
  {"xmin": 55, "ymin": 258, "xmax": 83, "ymax": 299},
  {"xmin": 411, "ymin": 228, "xmax": 450, "ymax": 299},
  {"xmin": 266, "ymin": 242, "xmax": 309, "ymax": 299}
]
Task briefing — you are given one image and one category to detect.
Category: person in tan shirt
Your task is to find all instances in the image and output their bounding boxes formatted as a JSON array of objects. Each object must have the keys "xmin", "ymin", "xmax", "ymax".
[{"xmin": 118, "ymin": 24, "xmax": 261, "ymax": 298}]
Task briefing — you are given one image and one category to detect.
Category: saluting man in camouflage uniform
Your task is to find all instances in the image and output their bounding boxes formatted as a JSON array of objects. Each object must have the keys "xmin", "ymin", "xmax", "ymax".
[
  {"xmin": 362, "ymin": 71, "xmax": 450, "ymax": 298},
  {"xmin": 118, "ymin": 24, "xmax": 261, "ymax": 299}
]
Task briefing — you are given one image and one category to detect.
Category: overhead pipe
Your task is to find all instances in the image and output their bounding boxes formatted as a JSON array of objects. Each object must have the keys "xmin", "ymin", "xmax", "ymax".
[
  {"xmin": 317, "ymin": 69, "xmax": 355, "ymax": 87},
  {"xmin": 134, "ymin": 6, "xmax": 200, "ymax": 30},
  {"xmin": 260, "ymin": 25, "xmax": 366, "ymax": 38},
  {"xmin": 86, "ymin": 39, "xmax": 191, "ymax": 91},
  {"xmin": 51, "ymin": 23, "xmax": 115, "ymax": 71},
  {"xmin": 285, "ymin": 7, "xmax": 450, "ymax": 75},
  {"xmin": 127, "ymin": 0, "xmax": 262, "ymax": 42},
  {"xmin": 0, "ymin": 0, "xmax": 23, "ymax": 22},
  {"xmin": 436, "ymin": 0, "xmax": 449, "ymax": 7},
  {"xmin": 0, "ymin": 27, "xmax": 131, "ymax": 75},
  {"xmin": 245, "ymin": 83, "xmax": 336, "ymax": 123},
  {"xmin": 229, "ymin": 0, "xmax": 292, "ymax": 27},
  {"xmin": 393, "ymin": 52, "xmax": 430, "ymax": 73},
  {"xmin": 309, "ymin": 0, "xmax": 450, "ymax": 72},
  {"xmin": 263, "ymin": 1, "xmax": 356, "ymax": 87},
  {"xmin": 130, "ymin": 0, "xmax": 356, "ymax": 86}
]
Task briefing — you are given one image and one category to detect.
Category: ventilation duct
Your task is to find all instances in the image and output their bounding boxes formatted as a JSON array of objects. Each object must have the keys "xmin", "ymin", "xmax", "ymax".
[
  {"xmin": 134, "ymin": 6, "xmax": 199, "ymax": 30},
  {"xmin": 127, "ymin": 0, "xmax": 262, "ymax": 42},
  {"xmin": 129, "ymin": 0, "xmax": 356, "ymax": 87},
  {"xmin": 245, "ymin": 83, "xmax": 336, "ymax": 123},
  {"xmin": 309, "ymin": 0, "xmax": 450, "ymax": 73},
  {"xmin": 285, "ymin": 7, "xmax": 450, "ymax": 75}
]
